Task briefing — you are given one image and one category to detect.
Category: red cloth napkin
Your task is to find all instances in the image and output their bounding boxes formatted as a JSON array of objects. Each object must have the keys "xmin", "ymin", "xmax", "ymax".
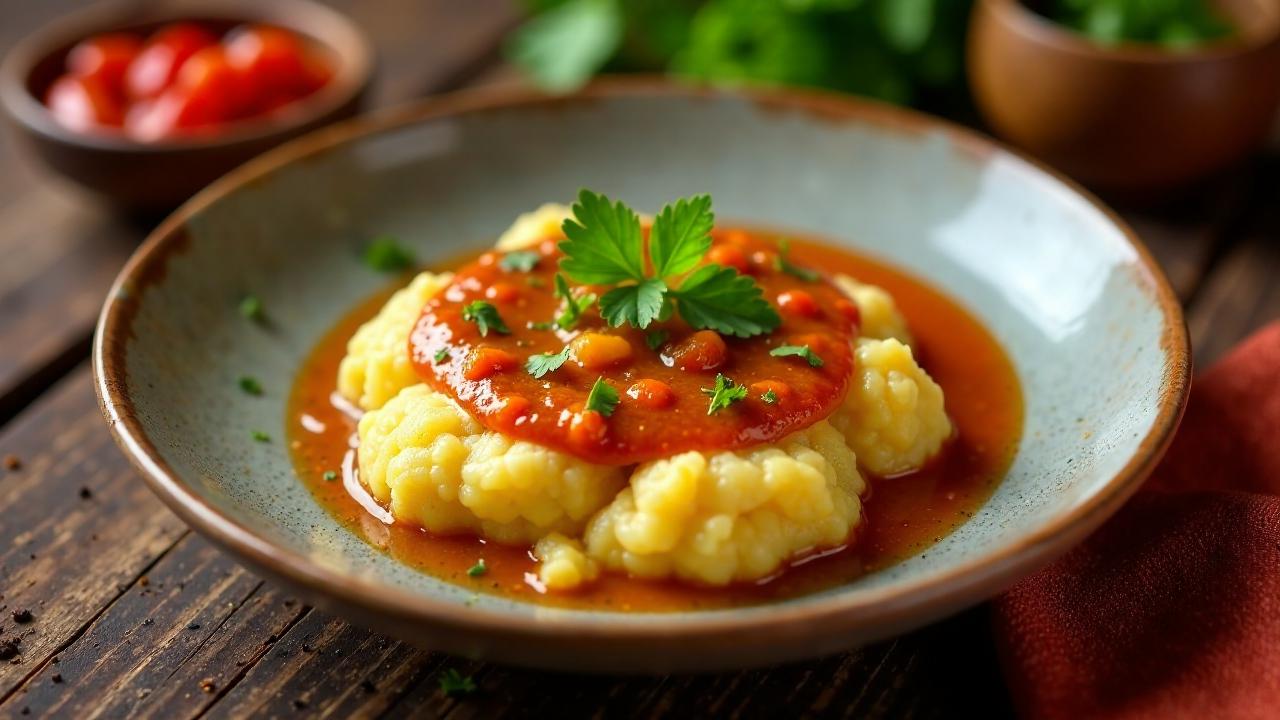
[{"xmin": 994, "ymin": 321, "xmax": 1280, "ymax": 720}]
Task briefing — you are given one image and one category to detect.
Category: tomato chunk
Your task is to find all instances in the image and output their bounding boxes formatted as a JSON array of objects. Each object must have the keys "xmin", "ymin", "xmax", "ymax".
[
  {"xmin": 464, "ymin": 347, "xmax": 519, "ymax": 381},
  {"xmin": 125, "ymin": 23, "xmax": 217, "ymax": 100},
  {"xmin": 66, "ymin": 33, "xmax": 141, "ymax": 96},
  {"xmin": 627, "ymin": 379, "xmax": 676, "ymax": 409},
  {"xmin": 777, "ymin": 289, "xmax": 820, "ymax": 318},
  {"xmin": 46, "ymin": 75, "xmax": 123, "ymax": 131},
  {"xmin": 666, "ymin": 330, "xmax": 728, "ymax": 372}
]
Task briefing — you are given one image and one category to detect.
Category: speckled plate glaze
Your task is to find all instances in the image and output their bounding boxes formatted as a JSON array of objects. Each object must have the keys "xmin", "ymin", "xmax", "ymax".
[{"xmin": 94, "ymin": 80, "xmax": 1190, "ymax": 673}]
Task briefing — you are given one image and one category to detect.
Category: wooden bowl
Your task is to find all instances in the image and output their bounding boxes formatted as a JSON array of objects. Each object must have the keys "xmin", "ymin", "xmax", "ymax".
[
  {"xmin": 968, "ymin": 0, "xmax": 1280, "ymax": 194},
  {"xmin": 0, "ymin": 0, "xmax": 374, "ymax": 213}
]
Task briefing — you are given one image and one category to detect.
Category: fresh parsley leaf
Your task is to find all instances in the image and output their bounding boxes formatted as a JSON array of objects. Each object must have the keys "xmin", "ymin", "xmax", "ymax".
[
  {"xmin": 770, "ymin": 344, "xmax": 824, "ymax": 367},
  {"xmin": 585, "ymin": 377, "xmax": 619, "ymax": 417},
  {"xmin": 499, "ymin": 250, "xmax": 540, "ymax": 272},
  {"xmin": 322, "ymin": 470, "xmax": 338, "ymax": 482},
  {"xmin": 239, "ymin": 295, "xmax": 264, "ymax": 321},
  {"xmin": 250, "ymin": 430, "xmax": 271, "ymax": 443},
  {"xmin": 467, "ymin": 559, "xmax": 487, "ymax": 577},
  {"xmin": 433, "ymin": 348, "xmax": 451, "ymax": 364},
  {"xmin": 438, "ymin": 668, "xmax": 477, "ymax": 697},
  {"xmin": 238, "ymin": 376, "xmax": 263, "ymax": 396},
  {"xmin": 526, "ymin": 346, "xmax": 571, "ymax": 378},
  {"xmin": 675, "ymin": 265, "xmax": 781, "ymax": 338},
  {"xmin": 599, "ymin": 279, "xmax": 667, "ymax": 329},
  {"xmin": 775, "ymin": 238, "xmax": 819, "ymax": 282},
  {"xmin": 645, "ymin": 329, "xmax": 669, "ymax": 351},
  {"xmin": 560, "ymin": 189, "xmax": 646, "ymax": 284},
  {"xmin": 461, "ymin": 301, "xmax": 511, "ymax": 337},
  {"xmin": 553, "ymin": 273, "xmax": 597, "ymax": 330},
  {"xmin": 363, "ymin": 235, "xmax": 415, "ymax": 272},
  {"xmin": 761, "ymin": 389, "xmax": 779, "ymax": 405},
  {"xmin": 649, "ymin": 194, "xmax": 714, "ymax": 277},
  {"xmin": 701, "ymin": 373, "xmax": 748, "ymax": 415}
]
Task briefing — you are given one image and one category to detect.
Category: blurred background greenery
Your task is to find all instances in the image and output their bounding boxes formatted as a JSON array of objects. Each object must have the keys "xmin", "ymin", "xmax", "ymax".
[{"xmin": 506, "ymin": 0, "xmax": 1233, "ymax": 117}]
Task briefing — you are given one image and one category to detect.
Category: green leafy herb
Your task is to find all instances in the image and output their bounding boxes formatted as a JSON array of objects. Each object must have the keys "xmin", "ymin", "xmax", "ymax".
[
  {"xmin": 239, "ymin": 295, "xmax": 264, "ymax": 321},
  {"xmin": 528, "ymin": 320, "xmax": 557, "ymax": 331},
  {"xmin": 526, "ymin": 346, "xmax": 572, "ymax": 378},
  {"xmin": 363, "ymin": 235, "xmax": 415, "ymax": 272},
  {"xmin": 553, "ymin": 273, "xmax": 597, "ymax": 330},
  {"xmin": 559, "ymin": 190, "xmax": 780, "ymax": 337},
  {"xmin": 645, "ymin": 329, "xmax": 669, "ymax": 351},
  {"xmin": 238, "ymin": 376, "xmax": 263, "ymax": 396},
  {"xmin": 585, "ymin": 377, "xmax": 620, "ymax": 417},
  {"xmin": 775, "ymin": 238, "xmax": 819, "ymax": 282},
  {"xmin": 769, "ymin": 344, "xmax": 824, "ymax": 368},
  {"xmin": 673, "ymin": 265, "xmax": 781, "ymax": 338},
  {"xmin": 499, "ymin": 250, "xmax": 541, "ymax": 272},
  {"xmin": 462, "ymin": 301, "xmax": 511, "ymax": 337},
  {"xmin": 433, "ymin": 348, "xmax": 451, "ymax": 364},
  {"xmin": 701, "ymin": 373, "xmax": 748, "ymax": 415},
  {"xmin": 438, "ymin": 668, "xmax": 478, "ymax": 697},
  {"xmin": 506, "ymin": 0, "xmax": 623, "ymax": 92},
  {"xmin": 467, "ymin": 559, "xmax": 487, "ymax": 577},
  {"xmin": 251, "ymin": 430, "xmax": 271, "ymax": 443},
  {"xmin": 1047, "ymin": 0, "xmax": 1232, "ymax": 48},
  {"xmin": 322, "ymin": 470, "xmax": 338, "ymax": 482},
  {"xmin": 761, "ymin": 389, "xmax": 779, "ymax": 405}
]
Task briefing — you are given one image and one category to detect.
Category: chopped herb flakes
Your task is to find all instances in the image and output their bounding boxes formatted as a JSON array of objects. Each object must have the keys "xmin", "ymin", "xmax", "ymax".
[
  {"xmin": 251, "ymin": 430, "xmax": 271, "ymax": 443},
  {"xmin": 433, "ymin": 348, "xmax": 451, "ymax": 364},
  {"xmin": 238, "ymin": 376, "xmax": 263, "ymax": 396},
  {"xmin": 363, "ymin": 236, "xmax": 415, "ymax": 272},
  {"xmin": 239, "ymin": 295, "xmax": 264, "ymax": 321},
  {"xmin": 498, "ymin": 250, "xmax": 540, "ymax": 272},
  {"xmin": 553, "ymin": 273, "xmax": 597, "ymax": 330},
  {"xmin": 467, "ymin": 559, "xmax": 487, "ymax": 577},
  {"xmin": 702, "ymin": 373, "xmax": 748, "ymax": 415},
  {"xmin": 322, "ymin": 470, "xmax": 338, "ymax": 482},
  {"xmin": 761, "ymin": 389, "xmax": 779, "ymax": 405},
  {"xmin": 775, "ymin": 238, "xmax": 819, "ymax": 282},
  {"xmin": 585, "ymin": 377, "xmax": 619, "ymax": 417},
  {"xmin": 462, "ymin": 301, "xmax": 511, "ymax": 337},
  {"xmin": 769, "ymin": 344, "xmax": 824, "ymax": 368},
  {"xmin": 439, "ymin": 668, "xmax": 477, "ymax": 697},
  {"xmin": 526, "ymin": 346, "xmax": 571, "ymax": 378}
]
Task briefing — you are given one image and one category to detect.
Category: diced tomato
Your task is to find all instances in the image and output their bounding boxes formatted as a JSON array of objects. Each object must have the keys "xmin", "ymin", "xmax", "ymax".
[
  {"xmin": 464, "ymin": 347, "xmax": 519, "ymax": 381},
  {"xmin": 125, "ymin": 22, "xmax": 217, "ymax": 100},
  {"xmin": 667, "ymin": 330, "xmax": 728, "ymax": 372},
  {"xmin": 66, "ymin": 33, "xmax": 141, "ymax": 97},
  {"xmin": 46, "ymin": 75, "xmax": 124, "ymax": 131},
  {"xmin": 224, "ymin": 25, "xmax": 323, "ymax": 107},
  {"xmin": 171, "ymin": 46, "xmax": 243, "ymax": 122},
  {"xmin": 707, "ymin": 244, "xmax": 750, "ymax": 274},
  {"xmin": 777, "ymin": 289, "xmax": 820, "ymax": 318},
  {"xmin": 626, "ymin": 379, "xmax": 676, "ymax": 409}
]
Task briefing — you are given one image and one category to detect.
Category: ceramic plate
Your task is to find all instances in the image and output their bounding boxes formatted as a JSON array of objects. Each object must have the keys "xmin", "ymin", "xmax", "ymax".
[{"xmin": 94, "ymin": 81, "xmax": 1189, "ymax": 672}]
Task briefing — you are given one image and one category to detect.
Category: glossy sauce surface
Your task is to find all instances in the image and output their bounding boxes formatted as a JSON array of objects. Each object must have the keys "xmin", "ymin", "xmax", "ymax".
[
  {"xmin": 288, "ymin": 235, "xmax": 1023, "ymax": 611},
  {"xmin": 408, "ymin": 230, "xmax": 857, "ymax": 465}
]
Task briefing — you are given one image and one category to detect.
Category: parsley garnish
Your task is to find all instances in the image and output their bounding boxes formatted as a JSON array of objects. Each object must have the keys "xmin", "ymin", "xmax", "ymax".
[
  {"xmin": 585, "ymin": 377, "xmax": 619, "ymax": 417},
  {"xmin": 467, "ymin": 559, "xmax": 487, "ymax": 577},
  {"xmin": 239, "ymin": 295, "xmax": 264, "ymax": 321},
  {"xmin": 438, "ymin": 668, "xmax": 477, "ymax": 697},
  {"xmin": 559, "ymin": 190, "xmax": 781, "ymax": 337},
  {"xmin": 251, "ymin": 430, "xmax": 271, "ymax": 443},
  {"xmin": 645, "ymin": 329, "xmax": 669, "ymax": 351},
  {"xmin": 761, "ymin": 389, "xmax": 779, "ymax": 405},
  {"xmin": 322, "ymin": 470, "xmax": 338, "ymax": 482},
  {"xmin": 238, "ymin": 376, "xmax": 263, "ymax": 396},
  {"xmin": 770, "ymin": 344, "xmax": 824, "ymax": 368},
  {"xmin": 363, "ymin": 235, "xmax": 415, "ymax": 272},
  {"xmin": 433, "ymin": 348, "xmax": 450, "ymax": 364},
  {"xmin": 775, "ymin": 238, "xmax": 819, "ymax": 282},
  {"xmin": 528, "ymin": 320, "xmax": 556, "ymax": 331},
  {"xmin": 701, "ymin": 373, "xmax": 748, "ymax": 415},
  {"xmin": 499, "ymin": 250, "xmax": 540, "ymax": 272},
  {"xmin": 526, "ymin": 346, "xmax": 571, "ymax": 378},
  {"xmin": 461, "ymin": 301, "xmax": 511, "ymax": 336},
  {"xmin": 553, "ymin": 273, "xmax": 597, "ymax": 330}
]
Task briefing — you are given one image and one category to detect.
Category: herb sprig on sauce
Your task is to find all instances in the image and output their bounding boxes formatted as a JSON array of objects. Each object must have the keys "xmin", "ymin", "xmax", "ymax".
[{"xmin": 558, "ymin": 190, "xmax": 781, "ymax": 338}]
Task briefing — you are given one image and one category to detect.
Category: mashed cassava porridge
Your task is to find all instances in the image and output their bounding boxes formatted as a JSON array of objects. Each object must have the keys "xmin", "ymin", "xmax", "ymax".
[{"xmin": 289, "ymin": 192, "xmax": 1022, "ymax": 610}]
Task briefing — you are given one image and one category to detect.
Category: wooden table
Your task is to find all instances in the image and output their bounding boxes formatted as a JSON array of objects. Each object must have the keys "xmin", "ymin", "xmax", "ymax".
[{"xmin": 1, "ymin": 2, "xmax": 1276, "ymax": 717}]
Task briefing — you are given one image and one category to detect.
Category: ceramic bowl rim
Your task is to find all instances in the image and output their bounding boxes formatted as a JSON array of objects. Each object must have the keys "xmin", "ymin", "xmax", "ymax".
[
  {"xmin": 0, "ymin": 0, "xmax": 375, "ymax": 153},
  {"xmin": 93, "ymin": 79, "xmax": 1191, "ymax": 646}
]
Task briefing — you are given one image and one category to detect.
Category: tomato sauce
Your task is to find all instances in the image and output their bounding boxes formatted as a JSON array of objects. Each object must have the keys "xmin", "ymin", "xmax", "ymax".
[
  {"xmin": 288, "ymin": 232, "xmax": 1023, "ymax": 611},
  {"xmin": 408, "ymin": 230, "xmax": 857, "ymax": 465}
]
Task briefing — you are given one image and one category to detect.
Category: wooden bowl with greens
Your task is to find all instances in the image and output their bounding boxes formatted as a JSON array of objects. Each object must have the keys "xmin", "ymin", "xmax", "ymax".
[{"xmin": 968, "ymin": 0, "xmax": 1280, "ymax": 194}]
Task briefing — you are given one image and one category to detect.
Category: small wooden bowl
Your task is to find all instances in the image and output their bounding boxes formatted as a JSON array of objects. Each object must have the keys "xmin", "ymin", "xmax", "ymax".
[
  {"xmin": 0, "ymin": 0, "xmax": 374, "ymax": 213},
  {"xmin": 968, "ymin": 0, "xmax": 1280, "ymax": 194}
]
